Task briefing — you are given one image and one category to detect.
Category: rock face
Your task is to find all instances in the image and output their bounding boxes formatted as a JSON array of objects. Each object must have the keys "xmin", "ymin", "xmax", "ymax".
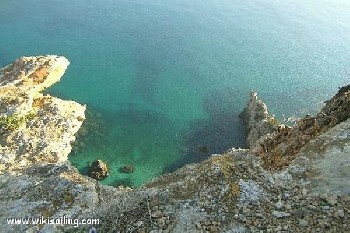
[
  {"xmin": 0, "ymin": 56, "xmax": 86, "ymax": 172},
  {"xmin": 251, "ymin": 85, "xmax": 350, "ymax": 170},
  {"xmin": 240, "ymin": 91, "xmax": 279, "ymax": 148},
  {"xmin": 289, "ymin": 118, "xmax": 350, "ymax": 195},
  {"xmin": 0, "ymin": 56, "xmax": 349, "ymax": 232},
  {"xmin": 89, "ymin": 160, "xmax": 109, "ymax": 179}
]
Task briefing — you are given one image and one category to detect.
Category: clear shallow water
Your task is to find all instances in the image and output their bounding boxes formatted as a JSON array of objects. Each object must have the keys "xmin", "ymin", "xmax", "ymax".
[{"xmin": 0, "ymin": 0, "xmax": 349, "ymax": 186}]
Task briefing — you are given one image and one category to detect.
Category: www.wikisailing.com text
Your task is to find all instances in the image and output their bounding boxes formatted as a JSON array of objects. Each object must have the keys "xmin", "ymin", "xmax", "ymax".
[{"xmin": 7, "ymin": 216, "xmax": 99, "ymax": 227}]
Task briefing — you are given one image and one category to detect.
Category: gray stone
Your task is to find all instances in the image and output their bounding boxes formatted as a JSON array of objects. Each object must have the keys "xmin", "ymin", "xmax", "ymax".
[
  {"xmin": 325, "ymin": 196, "xmax": 338, "ymax": 206},
  {"xmin": 275, "ymin": 226, "xmax": 282, "ymax": 231},
  {"xmin": 337, "ymin": 209, "xmax": 345, "ymax": 218},
  {"xmin": 272, "ymin": 211, "xmax": 290, "ymax": 218},
  {"xmin": 274, "ymin": 200, "xmax": 284, "ymax": 210},
  {"xmin": 299, "ymin": 219, "xmax": 309, "ymax": 227},
  {"xmin": 151, "ymin": 210, "xmax": 163, "ymax": 218}
]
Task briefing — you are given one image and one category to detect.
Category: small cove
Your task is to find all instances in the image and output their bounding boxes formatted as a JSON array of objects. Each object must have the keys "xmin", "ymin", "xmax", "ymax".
[{"xmin": 0, "ymin": 0, "xmax": 349, "ymax": 186}]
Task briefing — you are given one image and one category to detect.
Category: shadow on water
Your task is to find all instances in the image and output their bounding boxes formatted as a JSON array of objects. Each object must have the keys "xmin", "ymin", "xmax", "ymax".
[
  {"xmin": 75, "ymin": 104, "xmax": 178, "ymax": 187},
  {"xmin": 110, "ymin": 102, "xmax": 168, "ymax": 126},
  {"xmin": 80, "ymin": 165, "xmax": 90, "ymax": 176},
  {"xmin": 70, "ymin": 106, "xmax": 109, "ymax": 155},
  {"xmin": 131, "ymin": 55, "xmax": 162, "ymax": 105},
  {"xmin": 163, "ymin": 87, "xmax": 247, "ymax": 173},
  {"xmin": 110, "ymin": 177, "xmax": 134, "ymax": 188},
  {"xmin": 69, "ymin": 87, "xmax": 248, "ymax": 186},
  {"xmin": 0, "ymin": 51, "xmax": 15, "ymax": 68}
]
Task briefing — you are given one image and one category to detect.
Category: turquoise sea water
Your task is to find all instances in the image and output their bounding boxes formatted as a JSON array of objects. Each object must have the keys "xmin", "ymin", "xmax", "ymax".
[{"xmin": 0, "ymin": 0, "xmax": 349, "ymax": 186}]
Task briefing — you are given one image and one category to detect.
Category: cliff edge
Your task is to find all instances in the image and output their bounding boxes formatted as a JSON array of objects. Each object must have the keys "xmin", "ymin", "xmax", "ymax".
[
  {"xmin": 249, "ymin": 85, "xmax": 350, "ymax": 170},
  {"xmin": 0, "ymin": 56, "xmax": 85, "ymax": 171}
]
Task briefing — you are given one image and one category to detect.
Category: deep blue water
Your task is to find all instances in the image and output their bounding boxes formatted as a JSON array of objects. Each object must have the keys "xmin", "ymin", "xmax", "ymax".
[{"xmin": 0, "ymin": 0, "xmax": 349, "ymax": 186}]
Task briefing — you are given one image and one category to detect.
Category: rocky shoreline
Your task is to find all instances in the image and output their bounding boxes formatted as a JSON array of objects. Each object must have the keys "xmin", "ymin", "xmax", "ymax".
[{"xmin": 0, "ymin": 56, "xmax": 349, "ymax": 232}]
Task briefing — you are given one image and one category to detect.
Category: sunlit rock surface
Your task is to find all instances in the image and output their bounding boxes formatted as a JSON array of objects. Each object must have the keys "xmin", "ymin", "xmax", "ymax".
[
  {"xmin": 289, "ymin": 118, "xmax": 350, "ymax": 195},
  {"xmin": 0, "ymin": 56, "xmax": 85, "ymax": 171}
]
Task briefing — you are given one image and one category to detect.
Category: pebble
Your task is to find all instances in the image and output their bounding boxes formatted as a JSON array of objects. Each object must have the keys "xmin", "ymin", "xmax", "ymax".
[
  {"xmin": 285, "ymin": 203, "xmax": 292, "ymax": 210},
  {"xmin": 299, "ymin": 219, "xmax": 309, "ymax": 227},
  {"xmin": 272, "ymin": 211, "xmax": 290, "ymax": 218},
  {"xmin": 325, "ymin": 196, "xmax": 338, "ymax": 206},
  {"xmin": 208, "ymin": 225, "xmax": 218, "ymax": 232},
  {"xmin": 134, "ymin": 221, "xmax": 143, "ymax": 227},
  {"xmin": 137, "ymin": 228, "xmax": 146, "ymax": 233},
  {"xmin": 151, "ymin": 210, "xmax": 163, "ymax": 218},
  {"xmin": 275, "ymin": 226, "xmax": 282, "ymax": 231},
  {"xmin": 337, "ymin": 209, "xmax": 345, "ymax": 218},
  {"xmin": 268, "ymin": 177, "xmax": 275, "ymax": 185},
  {"xmin": 274, "ymin": 200, "xmax": 284, "ymax": 210},
  {"xmin": 157, "ymin": 219, "xmax": 166, "ymax": 228}
]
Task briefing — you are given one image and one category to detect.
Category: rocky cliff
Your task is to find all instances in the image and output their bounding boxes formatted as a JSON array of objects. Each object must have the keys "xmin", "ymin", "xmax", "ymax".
[
  {"xmin": 250, "ymin": 85, "xmax": 350, "ymax": 171},
  {"xmin": 240, "ymin": 91, "xmax": 279, "ymax": 148},
  {"xmin": 0, "ymin": 56, "xmax": 85, "ymax": 171},
  {"xmin": 0, "ymin": 56, "xmax": 349, "ymax": 232}
]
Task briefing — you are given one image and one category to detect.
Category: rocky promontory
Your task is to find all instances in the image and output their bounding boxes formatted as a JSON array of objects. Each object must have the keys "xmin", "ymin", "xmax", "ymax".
[
  {"xmin": 0, "ymin": 56, "xmax": 349, "ymax": 232},
  {"xmin": 0, "ymin": 56, "xmax": 85, "ymax": 171},
  {"xmin": 250, "ymin": 85, "xmax": 350, "ymax": 170},
  {"xmin": 240, "ymin": 91, "xmax": 279, "ymax": 148}
]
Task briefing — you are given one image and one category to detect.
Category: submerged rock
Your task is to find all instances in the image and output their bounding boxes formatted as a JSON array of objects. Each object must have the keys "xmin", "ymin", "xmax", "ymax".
[
  {"xmin": 89, "ymin": 160, "xmax": 109, "ymax": 180},
  {"xmin": 197, "ymin": 145, "xmax": 209, "ymax": 154},
  {"xmin": 120, "ymin": 164, "xmax": 135, "ymax": 173}
]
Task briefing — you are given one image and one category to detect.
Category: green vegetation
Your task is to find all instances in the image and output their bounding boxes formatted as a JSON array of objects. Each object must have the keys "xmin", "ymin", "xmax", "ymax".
[{"xmin": 0, "ymin": 111, "xmax": 36, "ymax": 131}]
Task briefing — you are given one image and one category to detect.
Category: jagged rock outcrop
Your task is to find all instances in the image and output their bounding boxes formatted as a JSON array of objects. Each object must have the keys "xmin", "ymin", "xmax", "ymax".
[
  {"xmin": 251, "ymin": 85, "xmax": 350, "ymax": 170},
  {"xmin": 240, "ymin": 91, "xmax": 279, "ymax": 148},
  {"xmin": 0, "ymin": 56, "xmax": 349, "ymax": 232}
]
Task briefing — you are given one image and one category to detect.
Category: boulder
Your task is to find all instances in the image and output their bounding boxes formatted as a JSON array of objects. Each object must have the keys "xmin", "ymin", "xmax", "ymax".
[{"xmin": 89, "ymin": 160, "xmax": 109, "ymax": 180}]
